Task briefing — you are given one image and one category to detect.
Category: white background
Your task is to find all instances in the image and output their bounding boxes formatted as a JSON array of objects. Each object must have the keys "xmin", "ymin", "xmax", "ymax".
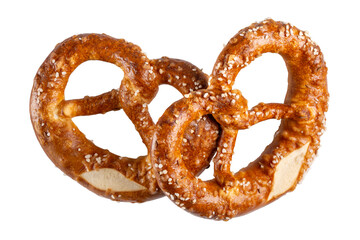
[{"xmin": 1, "ymin": 0, "xmax": 359, "ymax": 239}]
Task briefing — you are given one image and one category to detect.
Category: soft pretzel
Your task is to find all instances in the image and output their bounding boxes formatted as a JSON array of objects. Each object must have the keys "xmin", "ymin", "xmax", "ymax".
[
  {"xmin": 30, "ymin": 34, "xmax": 219, "ymax": 202},
  {"xmin": 151, "ymin": 19, "xmax": 328, "ymax": 219}
]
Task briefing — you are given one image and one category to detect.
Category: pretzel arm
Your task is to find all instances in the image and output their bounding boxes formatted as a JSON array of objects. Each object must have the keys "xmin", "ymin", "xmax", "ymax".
[
  {"xmin": 248, "ymin": 103, "xmax": 295, "ymax": 126},
  {"xmin": 61, "ymin": 89, "xmax": 121, "ymax": 118},
  {"xmin": 213, "ymin": 128, "xmax": 238, "ymax": 187}
]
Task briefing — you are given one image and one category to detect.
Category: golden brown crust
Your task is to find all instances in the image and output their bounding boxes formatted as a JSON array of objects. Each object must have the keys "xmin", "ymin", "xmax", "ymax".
[
  {"xmin": 151, "ymin": 19, "xmax": 328, "ymax": 219},
  {"xmin": 30, "ymin": 33, "xmax": 219, "ymax": 202}
]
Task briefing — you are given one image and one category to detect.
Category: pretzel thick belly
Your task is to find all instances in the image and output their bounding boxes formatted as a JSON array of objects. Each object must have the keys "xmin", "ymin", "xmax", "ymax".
[{"xmin": 30, "ymin": 34, "xmax": 219, "ymax": 202}]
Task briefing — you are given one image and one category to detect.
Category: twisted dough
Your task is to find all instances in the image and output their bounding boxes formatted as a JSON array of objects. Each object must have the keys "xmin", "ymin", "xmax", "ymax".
[
  {"xmin": 30, "ymin": 34, "xmax": 219, "ymax": 202},
  {"xmin": 151, "ymin": 19, "xmax": 328, "ymax": 219}
]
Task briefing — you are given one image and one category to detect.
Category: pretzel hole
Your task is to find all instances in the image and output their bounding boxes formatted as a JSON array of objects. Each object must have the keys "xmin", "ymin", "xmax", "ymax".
[
  {"xmin": 231, "ymin": 120, "xmax": 280, "ymax": 172},
  {"xmin": 198, "ymin": 160, "xmax": 216, "ymax": 181},
  {"xmin": 73, "ymin": 111, "xmax": 147, "ymax": 158},
  {"xmin": 196, "ymin": 120, "xmax": 280, "ymax": 181},
  {"xmin": 66, "ymin": 60, "xmax": 147, "ymax": 158},
  {"xmin": 230, "ymin": 54, "xmax": 286, "ymax": 172},
  {"xmin": 232, "ymin": 53, "xmax": 287, "ymax": 107},
  {"xmin": 65, "ymin": 60, "xmax": 123, "ymax": 100},
  {"xmin": 147, "ymin": 84, "xmax": 183, "ymax": 123}
]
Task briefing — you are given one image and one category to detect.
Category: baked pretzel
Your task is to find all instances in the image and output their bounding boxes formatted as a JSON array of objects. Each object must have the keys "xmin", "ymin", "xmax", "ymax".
[
  {"xmin": 30, "ymin": 33, "xmax": 219, "ymax": 202},
  {"xmin": 151, "ymin": 19, "xmax": 328, "ymax": 219}
]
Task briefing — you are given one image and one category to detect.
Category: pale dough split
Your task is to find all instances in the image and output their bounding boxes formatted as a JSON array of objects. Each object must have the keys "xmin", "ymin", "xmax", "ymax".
[
  {"xmin": 81, "ymin": 168, "xmax": 146, "ymax": 192},
  {"xmin": 267, "ymin": 142, "xmax": 310, "ymax": 201}
]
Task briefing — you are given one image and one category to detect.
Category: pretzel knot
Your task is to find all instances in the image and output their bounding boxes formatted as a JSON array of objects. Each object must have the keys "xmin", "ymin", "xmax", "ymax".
[
  {"xmin": 151, "ymin": 19, "xmax": 328, "ymax": 220},
  {"xmin": 30, "ymin": 34, "xmax": 219, "ymax": 202}
]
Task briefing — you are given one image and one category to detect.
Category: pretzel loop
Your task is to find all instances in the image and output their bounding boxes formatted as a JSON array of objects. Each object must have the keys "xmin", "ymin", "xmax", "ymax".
[{"xmin": 119, "ymin": 57, "xmax": 214, "ymax": 148}]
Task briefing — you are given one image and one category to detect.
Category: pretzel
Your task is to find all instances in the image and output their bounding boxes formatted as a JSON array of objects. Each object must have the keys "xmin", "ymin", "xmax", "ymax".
[
  {"xmin": 30, "ymin": 33, "xmax": 219, "ymax": 202},
  {"xmin": 151, "ymin": 19, "xmax": 329, "ymax": 219}
]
